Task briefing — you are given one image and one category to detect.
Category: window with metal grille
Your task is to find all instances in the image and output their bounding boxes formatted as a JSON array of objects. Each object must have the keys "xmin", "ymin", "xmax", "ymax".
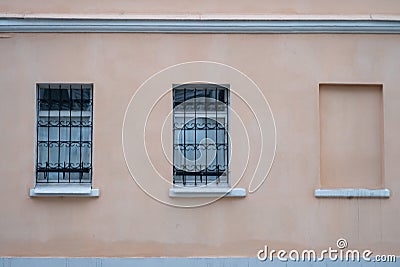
[
  {"xmin": 36, "ymin": 83, "xmax": 93, "ymax": 184},
  {"xmin": 173, "ymin": 84, "xmax": 229, "ymax": 186}
]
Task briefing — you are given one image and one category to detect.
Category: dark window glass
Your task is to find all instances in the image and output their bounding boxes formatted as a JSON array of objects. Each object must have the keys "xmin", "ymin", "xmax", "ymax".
[
  {"xmin": 173, "ymin": 84, "xmax": 229, "ymax": 186},
  {"xmin": 36, "ymin": 84, "xmax": 93, "ymax": 184}
]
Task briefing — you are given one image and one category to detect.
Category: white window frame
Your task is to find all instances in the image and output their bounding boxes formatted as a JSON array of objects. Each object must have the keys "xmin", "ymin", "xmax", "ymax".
[
  {"xmin": 30, "ymin": 83, "xmax": 99, "ymax": 197},
  {"xmin": 169, "ymin": 84, "xmax": 245, "ymax": 198}
]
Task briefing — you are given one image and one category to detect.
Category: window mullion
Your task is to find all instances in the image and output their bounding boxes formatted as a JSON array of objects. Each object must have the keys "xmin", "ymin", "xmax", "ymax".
[
  {"xmin": 68, "ymin": 86, "xmax": 72, "ymax": 183},
  {"xmin": 46, "ymin": 84, "xmax": 51, "ymax": 183},
  {"xmin": 215, "ymin": 87, "xmax": 218, "ymax": 184},
  {"xmin": 205, "ymin": 90, "xmax": 207, "ymax": 185},
  {"xmin": 183, "ymin": 88, "xmax": 186, "ymax": 186},
  {"xmin": 194, "ymin": 87, "xmax": 197, "ymax": 186},
  {"xmin": 79, "ymin": 85, "xmax": 83, "ymax": 183},
  {"xmin": 58, "ymin": 84, "xmax": 61, "ymax": 183}
]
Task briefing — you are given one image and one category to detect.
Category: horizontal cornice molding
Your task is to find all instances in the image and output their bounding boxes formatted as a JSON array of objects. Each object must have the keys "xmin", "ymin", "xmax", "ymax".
[{"xmin": 1, "ymin": 17, "xmax": 400, "ymax": 33}]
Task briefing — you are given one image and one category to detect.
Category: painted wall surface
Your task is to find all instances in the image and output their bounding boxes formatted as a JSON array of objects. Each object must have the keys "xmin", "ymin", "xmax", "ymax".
[
  {"xmin": 0, "ymin": 0, "xmax": 400, "ymax": 16},
  {"xmin": 0, "ymin": 33, "xmax": 400, "ymax": 257}
]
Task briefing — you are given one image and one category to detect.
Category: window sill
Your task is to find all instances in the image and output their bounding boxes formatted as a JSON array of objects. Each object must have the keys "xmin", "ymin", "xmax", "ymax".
[
  {"xmin": 30, "ymin": 184, "xmax": 100, "ymax": 197},
  {"xmin": 169, "ymin": 187, "xmax": 246, "ymax": 198},
  {"xmin": 314, "ymin": 188, "xmax": 390, "ymax": 198}
]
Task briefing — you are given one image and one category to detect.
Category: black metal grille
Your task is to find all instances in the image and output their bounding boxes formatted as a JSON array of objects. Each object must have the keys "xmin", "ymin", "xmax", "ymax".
[
  {"xmin": 36, "ymin": 83, "xmax": 93, "ymax": 184},
  {"xmin": 173, "ymin": 84, "xmax": 229, "ymax": 186}
]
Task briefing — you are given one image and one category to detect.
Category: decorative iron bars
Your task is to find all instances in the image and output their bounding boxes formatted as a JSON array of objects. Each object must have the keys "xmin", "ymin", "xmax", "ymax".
[
  {"xmin": 173, "ymin": 84, "xmax": 229, "ymax": 186},
  {"xmin": 36, "ymin": 84, "xmax": 93, "ymax": 183}
]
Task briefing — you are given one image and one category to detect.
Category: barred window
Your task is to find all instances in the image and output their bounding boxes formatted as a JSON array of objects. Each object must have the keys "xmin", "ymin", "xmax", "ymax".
[
  {"xmin": 36, "ymin": 84, "xmax": 93, "ymax": 184},
  {"xmin": 173, "ymin": 84, "xmax": 229, "ymax": 186}
]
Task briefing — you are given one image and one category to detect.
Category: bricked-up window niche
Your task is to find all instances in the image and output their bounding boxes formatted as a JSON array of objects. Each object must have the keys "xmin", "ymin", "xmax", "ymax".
[{"xmin": 319, "ymin": 84, "xmax": 383, "ymax": 189}]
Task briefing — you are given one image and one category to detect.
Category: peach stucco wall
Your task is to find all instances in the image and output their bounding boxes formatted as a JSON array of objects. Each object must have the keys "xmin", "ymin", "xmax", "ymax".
[{"xmin": 0, "ymin": 32, "xmax": 400, "ymax": 257}]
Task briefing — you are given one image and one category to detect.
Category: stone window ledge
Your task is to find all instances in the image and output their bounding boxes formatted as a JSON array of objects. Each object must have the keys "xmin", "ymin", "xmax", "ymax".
[
  {"xmin": 30, "ymin": 184, "xmax": 99, "ymax": 197},
  {"xmin": 314, "ymin": 188, "xmax": 390, "ymax": 198},
  {"xmin": 169, "ymin": 187, "xmax": 246, "ymax": 198}
]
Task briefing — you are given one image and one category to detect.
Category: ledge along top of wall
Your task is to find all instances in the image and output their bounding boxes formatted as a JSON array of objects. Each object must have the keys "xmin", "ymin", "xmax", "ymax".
[{"xmin": 1, "ymin": 16, "xmax": 400, "ymax": 33}]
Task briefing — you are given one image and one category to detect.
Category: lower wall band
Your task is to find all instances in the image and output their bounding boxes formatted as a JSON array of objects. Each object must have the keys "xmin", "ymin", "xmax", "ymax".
[{"xmin": 0, "ymin": 257, "xmax": 398, "ymax": 267}]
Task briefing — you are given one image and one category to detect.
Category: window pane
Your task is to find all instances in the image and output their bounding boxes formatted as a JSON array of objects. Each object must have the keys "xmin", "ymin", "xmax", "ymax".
[
  {"xmin": 36, "ymin": 84, "xmax": 93, "ymax": 184},
  {"xmin": 173, "ymin": 85, "xmax": 229, "ymax": 186}
]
